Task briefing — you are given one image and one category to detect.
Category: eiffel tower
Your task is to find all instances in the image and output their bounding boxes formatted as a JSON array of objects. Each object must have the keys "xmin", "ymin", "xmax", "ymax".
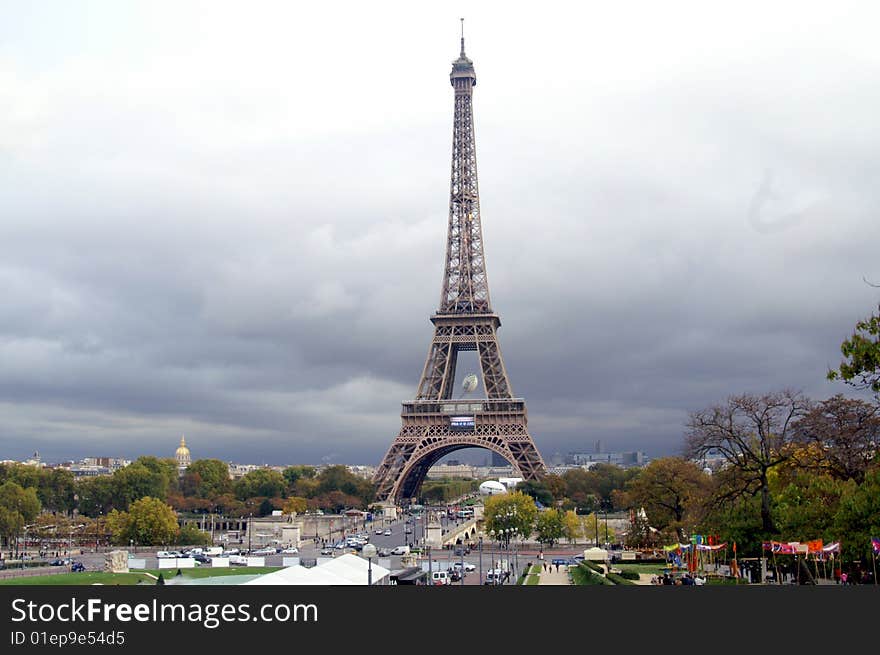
[{"xmin": 373, "ymin": 29, "xmax": 547, "ymax": 504}]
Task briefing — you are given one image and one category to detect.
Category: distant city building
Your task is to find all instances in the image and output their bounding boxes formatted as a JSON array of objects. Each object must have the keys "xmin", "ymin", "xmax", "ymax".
[
  {"xmin": 489, "ymin": 452, "xmax": 507, "ymax": 467},
  {"xmin": 565, "ymin": 451, "xmax": 648, "ymax": 468},
  {"xmin": 425, "ymin": 464, "xmax": 477, "ymax": 479},
  {"xmin": 347, "ymin": 465, "xmax": 375, "ymax": 479},
  {"xmin": 56, "ymin": 456, "xmax": 131, "ymax": 477},
  {"xmin": 175, "ymin": 435, "xmax": 191, "ymax": 474},
  {"xmin": 82, "ymin": 457, "xmax": 130, "ymax": 472}
]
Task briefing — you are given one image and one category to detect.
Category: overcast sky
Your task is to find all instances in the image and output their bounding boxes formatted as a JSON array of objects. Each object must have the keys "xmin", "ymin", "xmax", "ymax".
[{"xmin": 1, "ymin": 1, "xmax": 879, "ymax": 467}]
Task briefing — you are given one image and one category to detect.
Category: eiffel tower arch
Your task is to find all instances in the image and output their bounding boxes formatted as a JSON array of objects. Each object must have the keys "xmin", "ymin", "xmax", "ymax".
[{"xmin": 373, "ymin": 30, "xmax": 547, "ymax": 504}]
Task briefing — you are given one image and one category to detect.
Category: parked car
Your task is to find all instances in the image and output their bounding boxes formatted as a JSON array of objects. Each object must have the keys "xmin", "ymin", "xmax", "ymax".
[
  {"xmin": 375, "ymin": 529, "xmax": 385, "ymax": 535},
  {"xmin": 452, "ymin": 562, "xmax": 476, "ymax": 572},
  {"xmin": 49, "ymin": 559, "xmax": 70, "ymax": 566},
  {"xmin": 251, "ymin": 547, "xmax": 275, "ymax": 556},
  {"xmin": 229, "ymin": 555, "xmax": 248, "ymax": 566},
  {"xmin": 281, "ymin": 547, "xmax": 299, "ymax": 554},
  {"xmin": 431, "ymin": 570, "xmax": 449, "ymax": 585},
  {"xmin": 192, "ymin": 554, "xmax": 211, "ymax": 564},
  {"xmin": 384, "ymin": 529, "xmax": 392, "ymax": 536},
  {"xmin": 70, "ymin": 561, "xmax": 85, "ymax": 572},
  {"xmin": 320, "ymin": 547, "xmax": 334, "ymax": 556}
]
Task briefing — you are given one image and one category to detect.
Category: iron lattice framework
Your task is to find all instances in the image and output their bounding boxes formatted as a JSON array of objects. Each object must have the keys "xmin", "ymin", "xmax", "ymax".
[{"xmin": 373, "ymin": 35, "xmax": 547, "ymax": 504}]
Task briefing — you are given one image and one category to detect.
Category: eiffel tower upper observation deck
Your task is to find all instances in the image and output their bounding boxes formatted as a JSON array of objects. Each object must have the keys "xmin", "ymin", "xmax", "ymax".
[{"xmin": 372, "ymin": 29, "xmax": 548, "ymax": 504}]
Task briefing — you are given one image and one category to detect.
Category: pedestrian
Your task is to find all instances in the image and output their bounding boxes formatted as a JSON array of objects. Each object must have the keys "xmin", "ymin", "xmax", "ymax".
[
  {"xmin": 555, "ymin": 563, "xmax": 559, "ymax": 573},
  {"xmin": 840, "ymin": 571, "xmax": 848, "ymax": 585}
]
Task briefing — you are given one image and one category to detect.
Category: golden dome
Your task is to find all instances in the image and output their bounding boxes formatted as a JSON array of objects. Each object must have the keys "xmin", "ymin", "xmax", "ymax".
[{"xmin": 175, "ymin": 435, "xmax": 191, "ymax": 458}]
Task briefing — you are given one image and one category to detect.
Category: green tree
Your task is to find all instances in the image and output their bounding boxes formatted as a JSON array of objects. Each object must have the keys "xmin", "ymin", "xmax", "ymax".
[
  {"xmin": 483, "ymin": 491, "xmax": 537, "ymax": 545},
  {"xmin": 185, "ymin": 459, "xmax": 232, "ymax": 498},
  {"xmin": 75, "ymin": 475, "xmax": 117, "ymax": 517},
  {"xmin": 0, "ymin": 482, "xmax": 41, "ymax": 548},
  {"xmin": 515, "ymin": 479, "xmax": 553, "ymax": 507},
  {"xmin": 106, "ymin": 497, "xmax": 180, "ymax": 546},
  {"xmin": 38, "ymin": 468, "xmax": 77, "ymax": 513},
  {"xmin": 282, "ymin": 496, "xmax": 308, "ymax": 515},
  {"xmin": 833, "ymin": 469, "xmax": 880, "ymax": 564},
  {"xmin": 282, "ymin": 465, "xmax": 316, "ymax": 491},
  {"xmin": 773, "ymin": 471, "xmax": 847, "ymax": 542},
  {"xmin": 623, "ymin": 457, "xmax": 711, "ymax": 542},
  {"xmin": 535, "ymin": 509, "xmax": 565, "ymax": 547},
  {"xmin": 685, "ymin": 390, "xmax": 810, "ymax": 534},
  {"xmin": 562, "ymin": 510, "xmax": 582, "ymax": 544},
  {"xmin": 828, "ymin": 304, "xmax": 880, "ymax": 393},
  {"xmin": 316, "ymin": 466, "xmax": 374, "ymax": 505},
  {"xmin": 234, "ymin": 469, "xmax": 286, "ymax": 500},
  {"xmin": 178, "ymin": 524, "xmax": 211, "ymax": 546},
  {"xmin": 111, "ymin": 457, "xmax": 177, "ymax": 509}
]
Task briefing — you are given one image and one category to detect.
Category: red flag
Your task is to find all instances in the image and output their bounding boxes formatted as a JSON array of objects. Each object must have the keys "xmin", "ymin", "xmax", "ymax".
[{"xmin": 733, "ymin": 541, "xmax": 737, "ymax": 554}]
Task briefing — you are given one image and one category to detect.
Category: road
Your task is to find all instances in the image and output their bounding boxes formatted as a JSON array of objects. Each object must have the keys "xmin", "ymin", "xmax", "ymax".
[{"xmin": 4, "ymin": 505, "xmax": 586, "ymax": 587}]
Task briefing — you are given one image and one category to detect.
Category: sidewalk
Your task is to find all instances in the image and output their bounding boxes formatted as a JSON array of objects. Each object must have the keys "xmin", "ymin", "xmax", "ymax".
[{"xmin": 537, "ymin": 563, "xmax": 571, "ymax": 585}]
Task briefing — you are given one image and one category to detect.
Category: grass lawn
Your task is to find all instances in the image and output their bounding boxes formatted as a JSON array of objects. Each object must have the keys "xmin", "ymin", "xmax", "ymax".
[
  {"xmin": 526, "ymin": 574, "xmax": 540, "ymax": 585},
  {"xmin": 0, "ymin": 572, "xmax": 157, "ymax": 586},
  {"xmin": 618, "ymin": 563, "xmax": 667, "ymax": 576},
  {"xmin": 135, "ymin": 567, "xmax": 281, "ymax": 579},
  {"xmin": 0, "ymin": 567, "xmax": 282, "ymax": 586}
]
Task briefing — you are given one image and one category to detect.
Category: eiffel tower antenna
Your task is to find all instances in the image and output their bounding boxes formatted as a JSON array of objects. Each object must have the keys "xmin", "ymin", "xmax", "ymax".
[
  {"xmin": 373, "ymin": 29, "xmax": 547, "ymax": 504},
  {"xmin": 460, "ymin": 17, "xmax": 465, "ymax": 56}
]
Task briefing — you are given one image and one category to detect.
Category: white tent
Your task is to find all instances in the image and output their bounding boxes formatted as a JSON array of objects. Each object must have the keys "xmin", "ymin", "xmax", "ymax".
[
  {"xmin": 583, "ymin": 547, "xmax": 609, "ymax": 561},
  {"xmin": 243, "ymin": 565, "xmax": 355, "ymax": 585},
  {"xmin": 319, "ymin": 553, "xmax": 390, "ymax": 585},
  {"xmin": 242, "ymin": 553, "xmax": 390, "ymax": 586}
]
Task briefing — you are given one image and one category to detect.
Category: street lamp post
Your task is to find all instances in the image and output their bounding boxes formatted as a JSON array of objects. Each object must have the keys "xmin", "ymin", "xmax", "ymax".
[
  {"xmin": 479, "ymin": 536, "xmax": 483, "ymax": 585},
  {"xmin": 247, "ymin": 513, "xmax": 252, "ymax": 554},
  {"xmin": 362, "ymin": 543, "xmax": 377, "ymax": 586}
]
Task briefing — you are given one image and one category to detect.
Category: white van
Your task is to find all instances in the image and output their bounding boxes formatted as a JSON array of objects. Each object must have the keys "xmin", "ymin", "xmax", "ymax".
[
  {"xmin": 155, "ymin": 551, "xmax": 173, "ymax": 559},
  {"xmin": 391, "ymin": 545, "xmax": 410, "ymax": 556},
  {"xmin": 431, "ymin": 570, "xmax": 449, "ymax": 585}
]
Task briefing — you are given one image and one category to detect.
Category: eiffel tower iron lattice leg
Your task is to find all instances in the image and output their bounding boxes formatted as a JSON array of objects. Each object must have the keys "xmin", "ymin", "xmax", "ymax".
[{"xmin": 373, "ymin": 31, "xmax": 547, "ymax": 504}]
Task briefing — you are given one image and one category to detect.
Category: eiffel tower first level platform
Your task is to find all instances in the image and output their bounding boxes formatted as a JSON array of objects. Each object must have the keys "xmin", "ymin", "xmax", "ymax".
[{"xmin": 372, "ymin": 27, "xmax": 547, "ymax": 503}]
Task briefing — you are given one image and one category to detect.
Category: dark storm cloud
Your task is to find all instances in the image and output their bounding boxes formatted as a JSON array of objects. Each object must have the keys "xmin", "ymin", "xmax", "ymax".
[{"xmin": 1, "ymin": 2, "xmax": 879, "ymax": 465}]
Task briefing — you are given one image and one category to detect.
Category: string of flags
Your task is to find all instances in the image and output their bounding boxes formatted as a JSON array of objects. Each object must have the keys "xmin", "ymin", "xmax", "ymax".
[{"xmin": 662, "ymin": 538, "xmax": 879, "ymax": 556}]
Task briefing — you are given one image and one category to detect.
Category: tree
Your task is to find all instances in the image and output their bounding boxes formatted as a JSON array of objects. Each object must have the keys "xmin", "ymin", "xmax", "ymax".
[
  {"xmin": 685, "ymin": 390, "xmax": 810, "ymax": 534},
  {"xmin": 791, "ymin": 394, "xmax": 880, "ymax": 484},
  {"xmin": 282, "ymin": 496, "xmax": 308, "ymax": 515},
  {"xmin": 315, "ymin": 466, "xmax": 374, "ymax": 506},
  {"xmin": 514, "ymin": 479, "xmax": 553, "ymax": 507},
  {"xmin": 75, "ymin": 475, "xmax": 116, "ymax": 517},
  {"xmin": 38, "ymin": 468, "xmax": 77, "ymax": 514},
  {"xmin": 828, "ymin": 304, "xmax": 880, "ymax": 393},
  {"xmin": 535, "ymin": 509, "xmax": 565, "ymax": 547},
  {"xmin": 106, "ymin": 497, "xmax": 179, "ymax": 546},
  {"xmin": 234, "ymin": 469, "xmax": 286, "ymax": 501},
  {"xmin": 282, "ymin": 465, "xmax": 316, "ymax": 491},
  {"xmin": 833, "ymin": 469, "xmax": 880, "ymax": 564},
  {"xmin": 773, "ymin": 470, "xmax": 847, "ymax": 543},
  {"xmin": 0, "ymin": 482, "xmax": 41, "ymax": 548},
  {"xmin": 185, "ymin": 460, "xmax": 232, "ymax": 498},
  {"xmin": 178, "ymin": 524, "xmax": 211, "ymax": 546},
  {"xmin": 483, "ymin": 491, "xmax": 538, "ymax": 545},
  {"xmin": 562, "ymin": 510, "xmax": 582, "ymax": 544},
  {"xmin": 623, "ymin": 457, "xmax": 711, "ymax": 542},
  {"xmin": 111, "ymin": 457, "xmax": 177, "ymax": 509}
]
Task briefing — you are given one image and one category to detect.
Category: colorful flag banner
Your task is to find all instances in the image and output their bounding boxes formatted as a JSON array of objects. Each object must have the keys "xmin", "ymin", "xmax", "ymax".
[
  {"xmin": 806, "ymin": 540, "xmax": 823, "ymax": 553},
  {"xmin": 822, "ymin": 542, "xmax": 840, "ymax": 554},
  {"xmin": 872, "ymin": 537, "xmax": 880, "ymax": 555}
]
